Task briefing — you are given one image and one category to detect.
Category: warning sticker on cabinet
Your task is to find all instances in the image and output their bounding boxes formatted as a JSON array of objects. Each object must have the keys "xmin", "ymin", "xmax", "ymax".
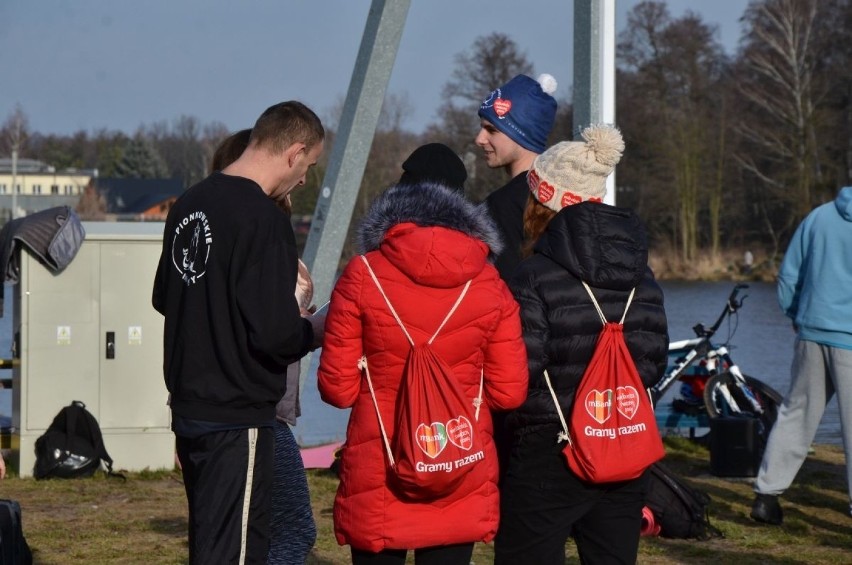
[
  {"xmin": 128, "ymin": 326, "xmax": 142, "ymax": 345},
  {"xmin": 57, "ymin": 326, "xmax": 71, "ymax": 345}
]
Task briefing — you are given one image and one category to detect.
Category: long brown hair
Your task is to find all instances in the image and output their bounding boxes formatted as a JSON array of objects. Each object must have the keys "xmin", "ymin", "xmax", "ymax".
[
  {"xmin": 210, "ymin": 129, "xmax": 251, "ymax": 173},
  {"xmin": 521, "ymin": 192, "xmax": 557, "ymax": 258}
]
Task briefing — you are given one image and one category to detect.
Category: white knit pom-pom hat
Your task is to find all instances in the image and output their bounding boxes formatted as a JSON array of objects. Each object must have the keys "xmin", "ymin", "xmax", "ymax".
[{"xmin": 528, "ymin": 124, "xmax": 625, "ymax": 211}]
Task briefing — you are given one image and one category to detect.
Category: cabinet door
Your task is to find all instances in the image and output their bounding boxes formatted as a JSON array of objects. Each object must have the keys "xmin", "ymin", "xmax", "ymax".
[
  {"xmin": 98, "ymin": 241, "xmax": 169, "ymax": 429},
  {"xmin": 24, "ymin": 244, "xmax": 100, "ymax": 430}
]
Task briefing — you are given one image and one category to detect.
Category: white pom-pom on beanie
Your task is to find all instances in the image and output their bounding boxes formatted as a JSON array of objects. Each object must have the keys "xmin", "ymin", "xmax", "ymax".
[
  {"xmin": 527, "ymin": 124, "xmax": 625, "ymax": 211},
  {"xmin": 537, "ymin": 73, "xmax": 558, "ymax": 95}
]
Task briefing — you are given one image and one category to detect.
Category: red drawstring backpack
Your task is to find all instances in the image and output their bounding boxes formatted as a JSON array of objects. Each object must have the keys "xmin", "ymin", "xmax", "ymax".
[
  {"xmin": 358, "ymin": 255, "xmax": 486, "ymax": 500},
  {"xmin": 544, "ymin": 282, "xmax": 665, "ymax": 483}
]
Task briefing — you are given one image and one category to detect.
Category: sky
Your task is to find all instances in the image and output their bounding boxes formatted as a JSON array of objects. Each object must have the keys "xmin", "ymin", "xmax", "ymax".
[{"xmin": 0, "ymin": 0, "xmax": 751, "ymax": 138}]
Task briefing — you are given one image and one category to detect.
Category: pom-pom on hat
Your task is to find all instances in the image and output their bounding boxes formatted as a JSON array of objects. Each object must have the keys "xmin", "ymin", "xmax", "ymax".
[
  {"xmin": 478, "ymin": 73, "xmax": 558, "ymax": 153},
  {"xmin": 528, "ymin": 124, "xmax": 625, "ymax": 211}
]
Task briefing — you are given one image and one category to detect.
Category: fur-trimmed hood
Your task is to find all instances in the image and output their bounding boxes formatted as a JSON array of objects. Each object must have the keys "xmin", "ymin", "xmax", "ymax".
[
  {"xmin": 357, "ymin": 182, "xmax": 503, "ymax": 255},
  {"xmin": 356, "ymin": 182, "xmax": 504, "ymax": 288}
]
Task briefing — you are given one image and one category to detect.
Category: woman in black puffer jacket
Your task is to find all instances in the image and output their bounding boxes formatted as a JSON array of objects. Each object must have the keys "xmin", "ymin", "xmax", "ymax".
[{"xmin": 495, "ymin": 125, "xmax": 669, "ymax": 565}]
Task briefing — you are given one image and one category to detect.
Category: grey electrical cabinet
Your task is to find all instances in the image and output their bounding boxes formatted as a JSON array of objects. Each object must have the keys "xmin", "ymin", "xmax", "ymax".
[{"xmin": 11, "ymin": 221, "xmax": 173, "ymax": 476}]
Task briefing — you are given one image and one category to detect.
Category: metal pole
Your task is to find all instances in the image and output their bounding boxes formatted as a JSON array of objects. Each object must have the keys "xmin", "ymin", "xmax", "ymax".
[
  {"xmin": 573, "ymin": 0, "xmax": 617, "ymax": 205},
  {"xmin": 11, "ymin": 148, "xmax": 17, "ymax": 219},
  {"xmin": 299, "ymin": 0, "xmax": 410, "ymax": 388}
]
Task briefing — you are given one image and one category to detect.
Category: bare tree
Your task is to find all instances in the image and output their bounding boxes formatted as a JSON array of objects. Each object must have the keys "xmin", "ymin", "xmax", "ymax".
[
  {"xmin": 617, "ymin": 2, "xmax": 729, "ymax": 261},
  {"xmin": 443, "ymin": 33, "xmax": 533, "ymax": 108},
  {"xmin": 432, "ymin": 33, "xmax": 534, "ymax": 201},
  {"xmin": 76, "ymin": 180, "xmax": 107, "ymax": 220},
  {"xmin": 144, "ymin": 115, "xmax": 208, "ymax": 187},
  {"xmin": 2, "ymin": 104, "xmax": 30, "ymax": 158},
  {"xmin": 735, "ymin": 0, "xmax": 822, "ymax": 230}
]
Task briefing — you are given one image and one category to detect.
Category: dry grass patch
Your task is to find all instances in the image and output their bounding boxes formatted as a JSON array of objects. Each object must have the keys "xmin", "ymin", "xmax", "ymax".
[{"xmin": 1, "ymin": 438, "xmax": 850, "ymax": 563}]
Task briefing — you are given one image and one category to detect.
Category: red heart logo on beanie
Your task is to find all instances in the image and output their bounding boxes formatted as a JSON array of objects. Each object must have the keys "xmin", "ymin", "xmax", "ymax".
[
  {"xmin": 561, "ymin": 191, "xmax": 583, "ymax": 208},
  {"xmin": 494, "ymin": 98, "xmax": 512, "ymax": 117},
  {"xmin": 528, "ymin": 169, "xmax": 541, "ymax": 191},
  {"xmin": 537, "ymin": 181, "xmax": 555, "ymax": 203}
]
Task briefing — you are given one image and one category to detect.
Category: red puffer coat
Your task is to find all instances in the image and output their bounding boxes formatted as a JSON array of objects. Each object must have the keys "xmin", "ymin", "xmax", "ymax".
[{"xmin": 318, "ymin": 183, "xmax": 528, "ymax": 553}]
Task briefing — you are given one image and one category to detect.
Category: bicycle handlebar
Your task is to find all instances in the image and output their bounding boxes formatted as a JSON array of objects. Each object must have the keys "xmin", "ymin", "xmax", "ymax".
[{"xmin": 694, "ymin": 284, "xmax": 749, "ymax": 339}]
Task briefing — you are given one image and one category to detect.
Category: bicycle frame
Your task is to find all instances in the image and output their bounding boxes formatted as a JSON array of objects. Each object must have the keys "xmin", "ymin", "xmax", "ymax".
[
  {"xmin": 702, "ymin": 346, "xmax": 765, "ymax": 414},
  {"xmin": 651, "ymin": 284, "xmax": 781, "ymax": 446},
  {"xmin": 650, "ymin": 283, "xmax": 750, "ymax": 403}
]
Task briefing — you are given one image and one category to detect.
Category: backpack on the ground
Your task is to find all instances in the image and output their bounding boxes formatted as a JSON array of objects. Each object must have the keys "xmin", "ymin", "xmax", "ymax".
[
  {"xmin": 645, "ymin": 461, "xmax": 723, "ymax": 539},
  {"xmin": 545, "ymin": 283, "xmax": 665, "ymax": 483},
  {"xmin": 33, "ymin": 400, "xmax": 122, "ymax": 480},
  {"xmin": 359, "ymin": 255, "xmax": 486, "ymax": 500},
  {"xmin": 0, "ymin": 499, "xmax": 33, "ymax": 565}
]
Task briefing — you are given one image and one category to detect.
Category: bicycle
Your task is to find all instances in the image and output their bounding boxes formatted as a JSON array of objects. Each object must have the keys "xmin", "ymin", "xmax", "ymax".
[{"xmin": 651, "ymin": 284, "xmax": 783, "ymax": 447}]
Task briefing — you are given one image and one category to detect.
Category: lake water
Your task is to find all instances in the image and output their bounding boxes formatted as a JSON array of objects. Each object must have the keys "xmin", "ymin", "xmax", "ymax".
[{"xmin": 0, "ymin": 281, "xmax": 841, "ymax": 446}]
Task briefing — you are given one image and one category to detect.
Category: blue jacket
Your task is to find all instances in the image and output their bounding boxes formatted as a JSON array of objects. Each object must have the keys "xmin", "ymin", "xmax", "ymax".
[{"xmin": 777, "ymin": 186, "xmax": 852, "ymax": 349}]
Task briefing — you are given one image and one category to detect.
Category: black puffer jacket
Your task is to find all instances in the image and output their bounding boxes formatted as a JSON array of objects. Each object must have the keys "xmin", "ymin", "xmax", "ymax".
[{"xmin": 507, "ymin": 201, "xmax": 669, "ymax": 432}]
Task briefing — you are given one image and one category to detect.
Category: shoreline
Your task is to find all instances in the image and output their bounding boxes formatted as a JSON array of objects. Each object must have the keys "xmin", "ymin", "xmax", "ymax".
[{"xmin": 649, "ymin": 248, "xmax": 778, "ymax": 283}]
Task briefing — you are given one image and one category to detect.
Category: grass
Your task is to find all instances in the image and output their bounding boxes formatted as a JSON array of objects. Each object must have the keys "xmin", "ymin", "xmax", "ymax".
[{"xmin": 2, "ymin": 437, "xmax": 850, "ymax": 564}]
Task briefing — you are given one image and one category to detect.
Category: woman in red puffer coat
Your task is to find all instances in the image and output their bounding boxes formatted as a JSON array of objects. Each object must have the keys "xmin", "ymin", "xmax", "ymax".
[{"xmin": 317, "ymin": 181, "xmax": 528, "ymax": 565}]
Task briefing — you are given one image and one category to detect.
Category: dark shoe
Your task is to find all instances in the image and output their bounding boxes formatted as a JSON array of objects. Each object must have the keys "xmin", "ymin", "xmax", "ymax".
[{"xmin": 751, "ymin": 493, "xmax": 783, "ymax": 525}]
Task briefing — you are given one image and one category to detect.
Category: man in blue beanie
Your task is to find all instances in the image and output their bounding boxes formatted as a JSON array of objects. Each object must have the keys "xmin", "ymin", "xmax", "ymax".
[
  {"xmin": 476, "ymin": 73, "xmax": 558, "ymax": 486},
  {"xmin": 476, "ymin": 73, "xmax": 558, "ymax": 279}
]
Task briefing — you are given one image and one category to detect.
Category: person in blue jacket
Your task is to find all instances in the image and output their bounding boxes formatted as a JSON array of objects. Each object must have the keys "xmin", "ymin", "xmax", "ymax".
[{"xmin": 751, "ymin": 186, "xmax": 852, "ymax": 525}]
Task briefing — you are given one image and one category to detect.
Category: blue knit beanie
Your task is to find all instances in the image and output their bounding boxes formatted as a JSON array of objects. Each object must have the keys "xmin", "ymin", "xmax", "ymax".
[{"xmin": 478, "ymin": 73, "xmax": 558, "ymax": 153}]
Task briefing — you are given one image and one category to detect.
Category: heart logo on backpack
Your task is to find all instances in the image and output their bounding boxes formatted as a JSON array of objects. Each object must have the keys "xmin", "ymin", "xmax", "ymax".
[
  {"xmin": 447, "ymin": 416, "xmax": 474, "ymax": 450},
  {"xmin": 584, "ymin": 389, "xmax": 613, "ymax": 424},
  {"xmin": 415, "ymin": 422, "xmax": 448, "ymax": 458},
  {"xmin": 616, "ymin": 385, "xmax": 641, "ymax": 419}
]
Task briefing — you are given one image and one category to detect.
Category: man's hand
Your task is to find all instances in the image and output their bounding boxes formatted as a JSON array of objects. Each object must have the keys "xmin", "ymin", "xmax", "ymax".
[{"xmin": 307, "ymin": 311, "xmax": 326, "ymax": 350}]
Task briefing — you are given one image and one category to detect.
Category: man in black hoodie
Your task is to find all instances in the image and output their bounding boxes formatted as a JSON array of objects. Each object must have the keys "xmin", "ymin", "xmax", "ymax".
[{"xmin": 152, "ymin": 101, "xmax": 325, "ymax": 564}]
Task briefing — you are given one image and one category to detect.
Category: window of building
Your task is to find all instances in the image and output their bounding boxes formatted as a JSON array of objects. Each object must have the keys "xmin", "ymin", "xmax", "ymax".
[
  {"xmin": 33, "ymin": 184, "xmax": 42, "ymax": 195},
  {"xmin": 65, "ymin": 185, "xmax": 74, "ymax": 195},
  {"xmin": 51, "ymin": 184, "xmax": 59, "ymax": 195},
  {"xmin": 15, "ymin": 184, "xmax": 21, "ymax": 194},
  {"xmin": 0, "ymin": 184, "xmax": 6, "ymax": 194}
]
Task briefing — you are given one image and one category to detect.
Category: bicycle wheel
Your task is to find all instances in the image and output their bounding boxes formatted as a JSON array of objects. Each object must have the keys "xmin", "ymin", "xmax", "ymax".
[{"xmin": 703, "ymin": 373, "xmax": 783, "ymax": 448}]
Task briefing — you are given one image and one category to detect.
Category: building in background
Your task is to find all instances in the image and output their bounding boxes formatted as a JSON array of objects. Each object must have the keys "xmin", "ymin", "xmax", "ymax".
[
  {"xmin": 92, "ymin": 177, "xmax": 184, "ymax": 221},
  {"xmin": 0, "ymin": 157, "xmax": 93, "ymax": 220},
  {"xmin": 0, "ymin": 158, "xmax": 184, "ymax": 222}
]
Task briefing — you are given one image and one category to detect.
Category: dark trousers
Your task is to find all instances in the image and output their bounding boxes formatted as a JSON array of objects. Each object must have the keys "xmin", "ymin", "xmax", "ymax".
[
  {"xmin": 351, "ymin": 543, "xmax": 474, "ymax": 565},
  {"xmin": 494, "ymin": 427, "xmax": 648, "ymax": 565},
  {"xmin": 176, "ymin": 427, "xmax": 274, "ymax": 565},
  {"xmin": 268, "ymin": 420, "xmax": 317, "ymax": 564}
]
